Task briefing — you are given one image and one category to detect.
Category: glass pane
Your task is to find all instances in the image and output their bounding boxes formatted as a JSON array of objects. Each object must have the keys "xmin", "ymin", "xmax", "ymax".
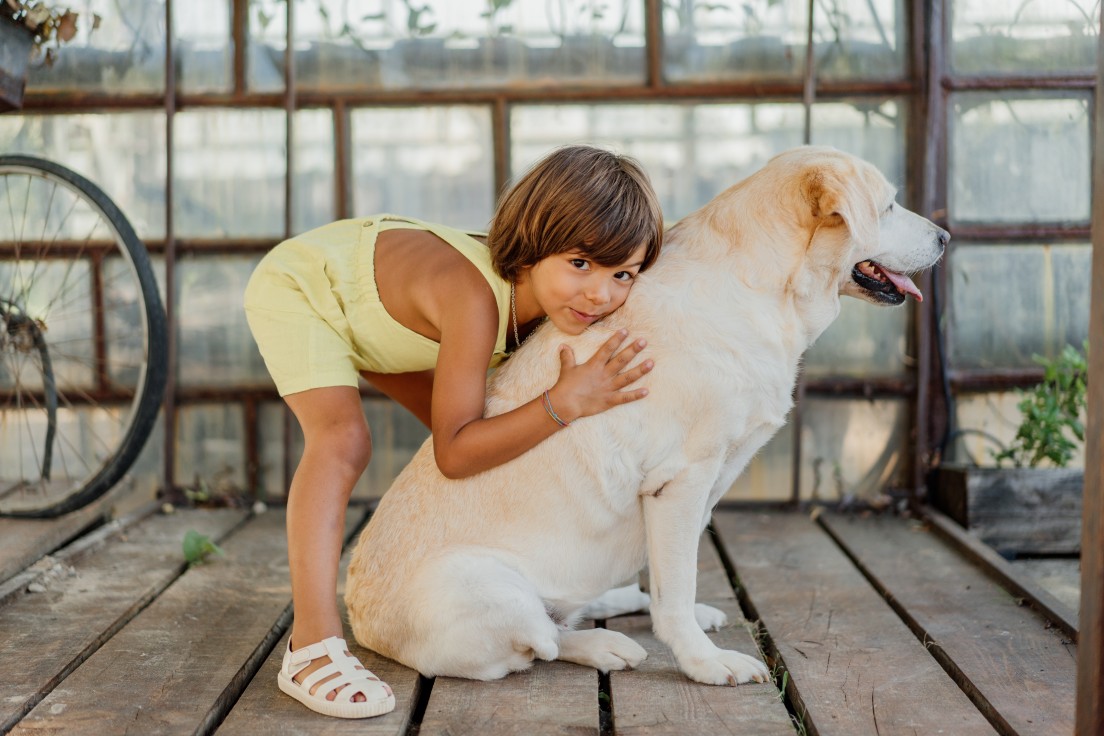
[
  {"xmin": 949, "ymin": 243, "xmax": 1092, "ymax": 370},
  {"xmin": 0, "ymin": 113, "xmax": 167, "ymax": 240},
  {"xmin": 953, "ymin": 391, "xmax": 1086, "ymax": 469},
  {"xmin": 724, "ymin": 401, "xmax": 912, "ymax": 502},
  {"xmin": 724, "ymin": 422, "xmax": 794, "ymax": 502},
  {"xmin": 126, "ymin": 409, "xmax": 165, "ymax": 503},
  {"xmin": 804, "ymin": 299, "xmax": 911, "ymax": 378},
  {"xmin": 25, "ymin": 0, "xmax": 166, "ymax": 94},
  {"xmin": 511, "ymin": 103, "xmax": 806, "ymax": 221},
  {"xmin": 349, "ymin": 107, "xmax": 494, "ymax": 230},
  {"xmin": 176, "ymin": 0, "xmax": 232, "ymax": 93},
  {"xmin": 951, "ymin": 0, "xmax": 1100, "ymax": 76},
  {"xmin": 258, "ymin": 401, "xmax": 290, "ymax": 500},
  {"xmin": 293, "ymin": 109, "xmax": 335, "ymax": 233},
  {"xmin": 176, "ymin": 254, "xmax": 269, "ymax": 387},
  {"xmin": 104, "ymin": 256, "xmax": 154, "ymax": 387},
  {"xmin": 293, "ymin": 0, "xmax": 645, "ymax": 91},
  {"xmin": 813, "ymin": 0, "xmax": 904, "ymax": 80},
  {"xmin": 173, "ymin": 109, "xmax": 287, "ymax": 238},
  {"xmin": 663, "ymin": 0, "xmax": 807, "ymax": 82},
  {"xmin": 175, "ymin": 403, "xmax": 246, "ymax": 493},
  {"xmin": 249, "ymin": 0, "xmax": 287, "ymax": 92},
  {"xmin": 799, "ymin": 397, "xmax": 906, "ymax": 501},
  {"xmin": 950, "ymin": 92, "xmax": 1091, "ymax": 224},
  {"xmin": 810, "ymin": 99, "xmax": 906, "ymax": 197}
]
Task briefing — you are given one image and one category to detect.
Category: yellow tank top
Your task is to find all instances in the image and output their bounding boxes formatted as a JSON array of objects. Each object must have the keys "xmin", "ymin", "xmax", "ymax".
[{"xmin": 275, "ymin": 214, "xmax": 512, "ymax": 374}]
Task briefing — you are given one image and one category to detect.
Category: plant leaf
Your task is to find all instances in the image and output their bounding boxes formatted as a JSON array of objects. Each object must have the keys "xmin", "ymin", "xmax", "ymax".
[{"xmin": 183, "ymin": 530, "xmax": 223, "ymax": 566}]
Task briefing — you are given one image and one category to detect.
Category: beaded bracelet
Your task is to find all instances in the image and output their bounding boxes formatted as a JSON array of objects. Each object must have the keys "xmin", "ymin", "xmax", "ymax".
[{"xmin": 542, "ymin": 389, "xmax": 571, "ymax": 428}]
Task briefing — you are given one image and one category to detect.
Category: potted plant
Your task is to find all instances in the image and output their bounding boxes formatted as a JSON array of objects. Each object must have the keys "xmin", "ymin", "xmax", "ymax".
[
  {"xmin": 0, "ymin": 1, "xmax": 85, "ymax": 111},
  {"xmin": 931, "ymin": 342, "xmax": 1089, "ymax": 555}
]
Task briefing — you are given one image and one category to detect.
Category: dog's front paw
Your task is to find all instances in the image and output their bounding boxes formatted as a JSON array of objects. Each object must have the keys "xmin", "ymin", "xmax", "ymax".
[
  {"xmin": 694, "ymin": 603, "xmax": 727, "ymax": 631},
  {"xmin": 682, "ymin": 649, "xmax": 770, "ymax": 686}
]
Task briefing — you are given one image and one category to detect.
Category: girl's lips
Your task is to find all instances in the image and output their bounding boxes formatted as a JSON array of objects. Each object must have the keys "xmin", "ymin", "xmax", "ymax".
[{"xmin": 570, "ymin": 308, "xmax": 600, "ymax": 324}]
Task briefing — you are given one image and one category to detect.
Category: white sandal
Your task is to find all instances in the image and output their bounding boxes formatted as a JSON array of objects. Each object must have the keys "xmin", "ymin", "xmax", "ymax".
[{"xmin": 277, "ymin": 636, "xmax": 396, "ymax": 719}]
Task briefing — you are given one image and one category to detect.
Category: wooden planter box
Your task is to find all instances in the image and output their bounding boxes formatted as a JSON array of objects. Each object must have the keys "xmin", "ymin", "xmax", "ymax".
[
  {"xmin": 930, "ymin": 464, "xmax": 1083, "ymax": 555},
  {"xmin": 0, "ymin": 16, "xmax": 34, "ymax": 112}
]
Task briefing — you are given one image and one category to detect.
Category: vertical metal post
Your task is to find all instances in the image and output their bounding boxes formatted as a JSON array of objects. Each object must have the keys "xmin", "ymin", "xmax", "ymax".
[
  {"xmin": 281, "ymin": 0, "xmax": 297, "ymax": 499},
  {"xmin": 791, "ymin": 0, "xmax": 816, "ymax": 505},
  {"xmin": 645, "ymin": 0, "xmax": 662, "ymax": 90},
  {"xmin": 492, "ymin": 97, "xmax": 510, "ymax": 199},
  {"xmin": 1075, "ymin": 9, "xmax": 1104, "ymax": 729},
  {"xmin": 162, "ymin": 0, "xmax": 178, "ymax": 499},
  {"xmin": 913, "ymin": 0, "xmax": 947, "ymax": 505}
]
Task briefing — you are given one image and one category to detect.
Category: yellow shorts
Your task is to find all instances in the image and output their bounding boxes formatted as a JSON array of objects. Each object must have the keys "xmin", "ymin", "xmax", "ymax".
[{"xmin": 244, "ymin": 223, "xmax": 370, "ymax": 397}]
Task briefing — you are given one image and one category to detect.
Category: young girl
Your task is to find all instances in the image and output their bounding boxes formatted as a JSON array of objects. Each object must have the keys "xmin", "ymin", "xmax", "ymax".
[{"xmin": 244, "ymin": 145, "xmax": 663, "ymax": 719}]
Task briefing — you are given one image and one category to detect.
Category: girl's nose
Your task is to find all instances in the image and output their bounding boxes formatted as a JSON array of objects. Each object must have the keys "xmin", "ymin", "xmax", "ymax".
[{"xmin": 585, "ymin": 280, "xmax": 611, "ymax": 305}]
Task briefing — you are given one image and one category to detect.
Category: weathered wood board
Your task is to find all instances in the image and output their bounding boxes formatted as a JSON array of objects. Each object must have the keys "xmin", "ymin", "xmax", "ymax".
[
  {"xmin": 0, "ymin": 508, "xmax": 246, "ymax": 733},
  {"xmin": 714, "ymin": 510, "xmax": 997, "ymax": 736},
  {"xmin": 821, "ymin": 512, "xmax": 1077, "ymax": 736}
]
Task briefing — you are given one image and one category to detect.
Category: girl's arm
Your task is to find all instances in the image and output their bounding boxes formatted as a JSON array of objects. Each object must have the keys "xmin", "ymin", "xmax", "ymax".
[{"xmin": 429, "ymin": 286, "xmax": 651, "ymax": 479}]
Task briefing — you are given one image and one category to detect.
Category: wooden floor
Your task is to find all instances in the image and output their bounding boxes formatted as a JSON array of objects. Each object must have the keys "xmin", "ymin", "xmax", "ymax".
[{"xmin": 0, "ymin": 501, "xmax": 1078, "ymax": 735}]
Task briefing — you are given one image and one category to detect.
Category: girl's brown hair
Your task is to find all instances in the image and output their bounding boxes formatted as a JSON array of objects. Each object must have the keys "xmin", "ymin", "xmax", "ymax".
[{"xmin": 489, "ymin": 145, "xmax": 663, "ymax": 283}]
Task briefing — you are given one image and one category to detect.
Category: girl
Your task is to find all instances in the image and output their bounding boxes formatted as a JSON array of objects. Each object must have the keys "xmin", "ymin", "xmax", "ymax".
[{"xmin": 244, "ymin": 145, "xmax": 663, "ymax": 719}]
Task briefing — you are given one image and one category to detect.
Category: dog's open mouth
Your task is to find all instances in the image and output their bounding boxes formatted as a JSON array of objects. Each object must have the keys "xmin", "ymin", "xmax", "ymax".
[{"xmin": 852, "ymin": 260, "xmax": 923, "ymax": 305}]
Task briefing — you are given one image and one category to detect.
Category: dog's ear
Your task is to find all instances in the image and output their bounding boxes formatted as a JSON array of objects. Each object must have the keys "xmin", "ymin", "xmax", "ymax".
[{"xmin": 801, "ymin": 164, "xmax": 880, "ymax": 248}]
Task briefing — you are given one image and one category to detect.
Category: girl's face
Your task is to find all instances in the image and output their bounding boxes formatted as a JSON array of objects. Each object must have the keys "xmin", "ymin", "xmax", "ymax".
[{"xmin": 525, "ymin": 243, "xmax": 648, "ymax": 335}]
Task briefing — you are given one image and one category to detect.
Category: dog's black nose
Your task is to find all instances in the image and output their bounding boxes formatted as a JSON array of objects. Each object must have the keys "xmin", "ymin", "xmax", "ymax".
[{"xmin": 937, "ymin": 228, "xmax": 950, "ymax": 250}]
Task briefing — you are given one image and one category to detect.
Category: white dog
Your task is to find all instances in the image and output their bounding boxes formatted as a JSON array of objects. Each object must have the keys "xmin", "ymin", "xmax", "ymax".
[{"xmin": 345, "ymin": 146, "xmax": 947, "ymax": 685}]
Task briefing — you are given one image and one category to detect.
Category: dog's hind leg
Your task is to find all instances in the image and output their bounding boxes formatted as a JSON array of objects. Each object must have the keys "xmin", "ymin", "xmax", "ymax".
[
  {"xmin": 557, "ymin": 629, "xmax": 647, "ymax": 672},
  {"xmin": 578, "ymin": 585, "xmax": 728, "ymax": 632},
  {"xmin": 403, "ymin": 553, "xmax": 561, "ymax": 680},
  {"xmin": 577, "ymin": 584, "xmax": 651, "ymax": 620}
]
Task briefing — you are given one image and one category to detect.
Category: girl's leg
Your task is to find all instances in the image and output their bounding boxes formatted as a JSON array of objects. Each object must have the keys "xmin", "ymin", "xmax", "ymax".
[{"xmin": 283, "ymin": 385, "xmax": 390, "ymax": 703}]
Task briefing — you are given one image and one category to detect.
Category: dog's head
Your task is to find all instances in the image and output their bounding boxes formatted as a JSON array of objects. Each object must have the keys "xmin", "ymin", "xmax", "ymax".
[{"xmin": 775, "ymin": 146, "xmax": 947, "ymax": 306}]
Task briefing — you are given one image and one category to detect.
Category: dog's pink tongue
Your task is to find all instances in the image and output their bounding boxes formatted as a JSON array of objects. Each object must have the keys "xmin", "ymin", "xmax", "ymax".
[{"xmin": 882, "ymin": 268, "xmax": 923, "ymax": 302}]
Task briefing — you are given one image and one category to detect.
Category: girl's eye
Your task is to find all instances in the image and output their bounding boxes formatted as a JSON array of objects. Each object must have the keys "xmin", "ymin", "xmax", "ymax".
[
  {"xmin": 570, "ymin": 258, "xmax": 589, "ymax": 270},
  {"xmin": 614, "ymin": 271, "xmax": 635, "ymax": 282}
]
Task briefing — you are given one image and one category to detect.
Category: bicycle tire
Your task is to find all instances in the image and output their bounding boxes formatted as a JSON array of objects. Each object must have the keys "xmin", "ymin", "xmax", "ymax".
[{"xmin": 0, "ymin": 155, "xmax": 167, "ymax": 518}]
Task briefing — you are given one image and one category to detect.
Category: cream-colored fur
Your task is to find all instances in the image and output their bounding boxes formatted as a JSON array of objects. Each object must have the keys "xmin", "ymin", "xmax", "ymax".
[{"xmin": 345, "ymin": 147, "xmax": 947, "ymax": 685}]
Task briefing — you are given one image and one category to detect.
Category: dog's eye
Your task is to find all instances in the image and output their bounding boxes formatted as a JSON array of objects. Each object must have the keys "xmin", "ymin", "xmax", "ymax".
[{"xmin": 883, "ymin": 203, "xmax": 895, "ymax": 215}]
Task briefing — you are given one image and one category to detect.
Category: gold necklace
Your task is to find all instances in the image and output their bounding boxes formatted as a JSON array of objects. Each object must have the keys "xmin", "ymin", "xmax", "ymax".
[{"xmin": 510, "ymin": 283, "xmax": 543, "ymax": 351}]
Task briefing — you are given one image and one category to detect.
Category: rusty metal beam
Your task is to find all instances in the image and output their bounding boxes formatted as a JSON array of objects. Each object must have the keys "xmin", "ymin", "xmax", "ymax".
[{"xmin": 19, "ymin": 80, "xmax": 919, "ymax": 112}]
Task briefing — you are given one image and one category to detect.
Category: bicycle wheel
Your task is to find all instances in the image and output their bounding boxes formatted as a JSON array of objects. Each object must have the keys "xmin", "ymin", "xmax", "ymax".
[{"xmin": 0, "ymin": 155, "xmax": 167, "ymax": 518}]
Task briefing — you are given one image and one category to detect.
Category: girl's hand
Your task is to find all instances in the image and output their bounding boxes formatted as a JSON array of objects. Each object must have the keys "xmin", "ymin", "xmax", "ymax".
[{"xmin": 548, "ymin": 329, "xmax": 653, "ymax": 423}]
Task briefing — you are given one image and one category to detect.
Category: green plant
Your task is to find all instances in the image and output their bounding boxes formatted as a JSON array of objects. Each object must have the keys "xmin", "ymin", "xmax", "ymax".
[
  {"xmin": 183, "ymin": 530, "xmax": 223, "ymax": 567},
  {"xmin": 993, "ymin": 341, "xmax": 1088, "ymax": 469}
]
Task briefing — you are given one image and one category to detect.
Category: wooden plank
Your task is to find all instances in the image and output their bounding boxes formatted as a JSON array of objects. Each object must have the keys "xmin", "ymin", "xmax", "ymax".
[
  {"xmin": 821, "ymin": 512, "xmax": 1078, "ymax": 736},
  {"xmin": 0, "ymin": 503, "xmax": 163, "ymax": 607},
  {"xmin": 11, "ymin": 508, "xmax": 369, "ymax": 735},
  {"xmin": 0, "ymin": 507, "xmax": 246, "ymax": 733},
  {"xmin": 0, "ymin": 499, "xmax": 112, "ymax": 586},
  {"xmin": 420, "ymin": 658, "xmax": 598, "ymax": 736},
  {"xmin": 713, "ymin": 510, "xmax": 996, "ymax": 736},
  {"xmin": 608, "ymin": 602, "xmax": 792, "ymax": 736},
  {"xmin": 218, "ymin": 530, "xmax": 422, "ymax": 736},
  {"xmin": 924, "ymin": 508, "xmax": 1078, "ymax": 641},
  {"xmin": 607, "ymin": 533, "xmax": 792, "ymax": 735}
]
